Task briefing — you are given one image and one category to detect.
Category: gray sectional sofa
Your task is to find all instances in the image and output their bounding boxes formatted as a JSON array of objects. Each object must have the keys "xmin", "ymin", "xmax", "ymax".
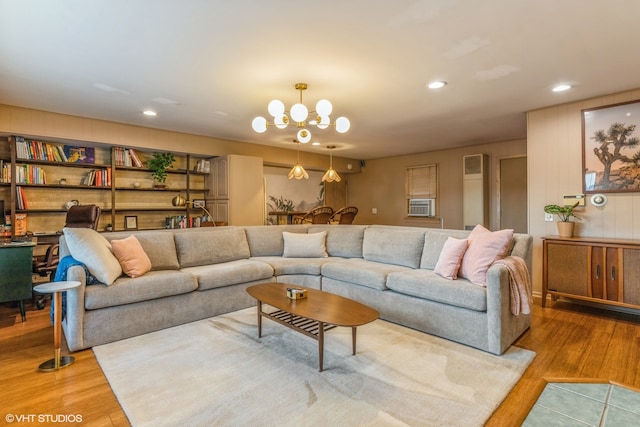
[{"xmin": 59, "ymin": 224, "xmax": 532, "ymax": 355}]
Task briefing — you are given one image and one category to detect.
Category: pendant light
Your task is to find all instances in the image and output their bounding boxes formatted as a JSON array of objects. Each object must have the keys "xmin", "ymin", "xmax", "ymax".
[
  {"xmin": 288, "ymin": 141, "xmax": 309, "ymax": 180},
  {"xmin": 321, "ymin": 145, "xmax": 342, "ymax": 183}
]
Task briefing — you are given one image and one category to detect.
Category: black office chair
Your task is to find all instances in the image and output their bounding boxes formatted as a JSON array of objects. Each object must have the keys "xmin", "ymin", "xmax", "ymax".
[{"xmin": 33, "ymin": 205, "xmax": 101, "ymax": 308}]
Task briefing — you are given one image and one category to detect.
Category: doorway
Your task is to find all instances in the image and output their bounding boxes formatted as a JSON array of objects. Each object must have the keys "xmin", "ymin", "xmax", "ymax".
[{"xmin": 499, "ymin": 156, "xmax": 527, "ymax": 233}]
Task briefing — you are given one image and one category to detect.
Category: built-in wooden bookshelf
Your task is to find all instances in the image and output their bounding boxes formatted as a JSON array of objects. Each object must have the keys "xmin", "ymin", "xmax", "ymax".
[{"xmin": 0, "ymin": 135, "xmax": 212, "ymax": 235}]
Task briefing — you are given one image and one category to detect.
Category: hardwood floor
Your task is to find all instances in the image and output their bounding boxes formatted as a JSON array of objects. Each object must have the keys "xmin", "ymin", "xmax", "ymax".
[{"xmin": 1, "ymin": 296, "xmax": 639, "ymax": 426}]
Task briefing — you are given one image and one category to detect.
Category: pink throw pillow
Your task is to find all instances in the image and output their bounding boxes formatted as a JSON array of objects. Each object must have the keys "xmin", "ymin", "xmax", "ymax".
[
  {"xmin": 460, "ymin": 225, "xmax": 514, "ymax": 286},
  {"xmin": 434, "ymin": 237, "xmax": 469, "ymax": 279},
  {"xmin": 111, "ymin": 235, "xmax": 152, "ymax": 278}
]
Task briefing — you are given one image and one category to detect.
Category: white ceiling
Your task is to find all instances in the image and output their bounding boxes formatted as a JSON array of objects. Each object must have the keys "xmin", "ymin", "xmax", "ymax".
[{"xmin": 1, "ymin": 0, "xmax": 640, "ymax": 160}]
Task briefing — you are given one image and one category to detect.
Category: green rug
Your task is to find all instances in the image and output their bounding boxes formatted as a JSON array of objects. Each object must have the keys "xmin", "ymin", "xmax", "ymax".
[{"xmin": 93, "ymin": 307, "xmax": 535, "ymax": 426}]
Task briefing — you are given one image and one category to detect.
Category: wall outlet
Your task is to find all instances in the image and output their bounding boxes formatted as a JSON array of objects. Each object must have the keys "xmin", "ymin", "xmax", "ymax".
[
  {"xmin": 371, "ymin": 208, "xmax": 377, "ymax": 214},
  {"xmin": 545, "ymin": 213, "xmax": 554, "ymax": 222}
]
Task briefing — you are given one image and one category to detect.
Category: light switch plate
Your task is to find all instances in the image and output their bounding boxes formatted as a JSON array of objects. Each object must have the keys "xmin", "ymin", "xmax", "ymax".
[{"xmin": 545, "ymin": 213, "xmax": 554, "ymax": 222}]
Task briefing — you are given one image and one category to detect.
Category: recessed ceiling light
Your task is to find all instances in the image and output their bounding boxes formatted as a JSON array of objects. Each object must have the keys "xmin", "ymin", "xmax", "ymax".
[
  {"xmin": 143, "ymin": 110, "xmax": 157, "ymax": 116},
  {"xmin": 312, "ymin": 141, "xmax": 320, "ymax": 146},
  {"xmin": 552, "ymin": 84, "xmax": 571, "ymax": 92},
  {"xmin": 427, "ymin": 81, "xmax": 447, "ymax": 89}
]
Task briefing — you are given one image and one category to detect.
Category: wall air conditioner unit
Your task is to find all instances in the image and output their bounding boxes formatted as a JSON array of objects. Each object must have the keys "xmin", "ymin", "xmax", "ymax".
[
  {"xmin": 463, "ymin": 154, "xmax": 489, "ymax": 230},
  {"xmin": 408, "ymin": 198, "xmax": 435, "ymax": 217}
]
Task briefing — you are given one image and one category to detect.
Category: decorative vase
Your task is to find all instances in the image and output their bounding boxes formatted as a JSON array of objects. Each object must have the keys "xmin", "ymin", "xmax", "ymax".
[{"xmin": 557, "ymin": 222, "xmax": 575, "ymax": 238}]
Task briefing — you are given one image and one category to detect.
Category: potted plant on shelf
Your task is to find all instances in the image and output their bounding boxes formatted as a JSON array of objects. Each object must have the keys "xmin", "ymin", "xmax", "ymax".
[
  {"xmin": 146, "ymin": 152, "xmax": 175, "ymax": 189},
  {"xmin": 544, "ymin": 201, "xmax": 581, "ymax": 237}
]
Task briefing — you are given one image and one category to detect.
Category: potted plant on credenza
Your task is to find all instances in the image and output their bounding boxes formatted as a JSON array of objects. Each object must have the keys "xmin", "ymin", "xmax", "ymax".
[{"xmin": 544, "ymin": 201, "xmax": 581, "ymax": 237}]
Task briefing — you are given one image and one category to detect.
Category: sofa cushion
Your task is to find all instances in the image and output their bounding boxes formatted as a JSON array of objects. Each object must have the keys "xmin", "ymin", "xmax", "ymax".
[
  {"xmin": 321, "ymin": 258, "xmax": 411, "ymax": 291},
  {"xmin": 420, "ymin": 229, "xmax": 471, "ymax": 269},
  {"xmin": 181, "ymin": 259, "xmax": 274, "ymax": 291},
  {"xmin": 245, "ymin": 225, "xmax": 307, "ymax": 256},
  {"xmin": 434, "ymin": 237, "xmax": 468, "ymax": 280},
  {"xmin": 251, "ymin": 256, "xmax": 334, "ymax": 276},
  {"xmin": 283, "ymin": 231, "xmax": 328, "ymax": 258},
  {"xmin": 63, "ymin": 227, "xmax": 122, "ymax": 285},
  {"xmin": 111, "ymin": 235, "xmax": 152, "ymax": 278},
  {"xmin": 460, "ymin": 225, "xmax": 514, "ymax": 286},
  {"xmin": 386, "ymin": 270, "xmax": 487, "ymax": 312},
  {"xmin": 174, "ymin": 227, "xmax": 250, "ymax": 268},
  {"xmin": 105, "ymin": 230, "xmax": 180, "ymax": 271},
  {"xmin": 307, "ymin": 225, "xmax": 365, "ymax": 258},
  {"xmin": 362, "ymin": 227, "xmax": 425, "ymax": 268},
  {"xmin": 84, "ymin": 270, "xmax": 198, "ymax": 309}
]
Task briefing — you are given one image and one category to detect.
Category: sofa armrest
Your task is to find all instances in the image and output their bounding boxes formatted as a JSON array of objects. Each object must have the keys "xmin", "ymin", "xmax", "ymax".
[
  {"xmin": 485, "ymin": 262, "xmax": 531, "ymax": 354},
  {"xmin": 61, "ymin": 265, "xmax": 87, "ymax": 352}
]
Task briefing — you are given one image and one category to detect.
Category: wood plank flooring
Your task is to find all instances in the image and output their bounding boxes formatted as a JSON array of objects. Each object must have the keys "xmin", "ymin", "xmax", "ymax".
[{"xmin": 1, "ymin": 296, "xmax": 639, "ymax": 426}]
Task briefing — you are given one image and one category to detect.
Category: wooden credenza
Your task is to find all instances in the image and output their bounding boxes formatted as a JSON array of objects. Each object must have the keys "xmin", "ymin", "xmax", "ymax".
[{"xmin": 542, "ymin": 236, "xmax": 640, "ymax": 309}]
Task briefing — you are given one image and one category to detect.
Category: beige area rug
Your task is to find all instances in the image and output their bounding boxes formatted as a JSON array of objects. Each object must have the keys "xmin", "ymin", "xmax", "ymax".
[{"xmin": 93, "ymin": 308, "xmax": 535, "ymax": 427}]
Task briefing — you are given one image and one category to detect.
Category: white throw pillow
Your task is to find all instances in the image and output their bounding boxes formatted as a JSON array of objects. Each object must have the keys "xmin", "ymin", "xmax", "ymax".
[
  {"xmin": 282, "ymin": 231, "xmax": 328, "ymax": 258},
  {"xmin": 63, "ymin": 227, "xmax": 122, "ymax": 285}
]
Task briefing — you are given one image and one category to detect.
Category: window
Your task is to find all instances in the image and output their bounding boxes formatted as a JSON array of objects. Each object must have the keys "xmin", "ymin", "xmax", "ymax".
[
  {"xmin": 406, "ymin": 164, "xmax": 437, "ymax": 217},
  {"xmin": 406, "ymin": 164, "xmax": 437, "ymax": 198}
]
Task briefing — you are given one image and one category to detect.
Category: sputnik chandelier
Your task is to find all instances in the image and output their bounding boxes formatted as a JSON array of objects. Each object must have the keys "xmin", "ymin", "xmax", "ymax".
[{"xmin": 251, "ymin": 83, "xmax": 350, "ymax": 143}]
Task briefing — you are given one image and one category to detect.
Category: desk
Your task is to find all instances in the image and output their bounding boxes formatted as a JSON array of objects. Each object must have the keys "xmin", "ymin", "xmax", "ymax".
[
  {"xmin": 33, "ymin": 280, "xmax": 81, "ymax": 371},
  {"xmin": 268, "ymin": 211, "xmax": 307, "ymax": 225},
  {"xmin": 0, "ymin": 242, "xmax": 36, "ymax": 321}
]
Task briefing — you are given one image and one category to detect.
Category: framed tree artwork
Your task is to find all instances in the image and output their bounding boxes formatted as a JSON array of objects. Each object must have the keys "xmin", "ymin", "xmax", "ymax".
[{"xmin": 582, "ymin": 99, "xmax": 640, "ymax": 193}]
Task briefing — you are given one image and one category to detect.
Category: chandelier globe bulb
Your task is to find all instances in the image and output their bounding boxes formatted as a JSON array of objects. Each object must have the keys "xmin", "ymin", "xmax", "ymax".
[
  {"xmin": 335, "ymin": 116, "xmax": 350, "ymax": 133},
  {"xmin": 317, "ymin": 115, "xmax": 330, "ymax": 129},
  {"xmin": 274, "ymin": 114, "xmax": 289, "ymax": 129},
  {"xmin": 290, "ymin": 103, "xmax": 309, "ymax": 123},
  {"xmin": 316, "ymin": 99, "xmax": 332, "ymax": 116},
  {"xmin": 268, "ymin": 100, "xmax": 285, "ymax": 117},
  {"xmin": 251, "ymin": 116, "xmax": 267, "ymax": 133},
  {"xmin": 297, "ymin": 129, "xmax": 312, "ymax": 143}
]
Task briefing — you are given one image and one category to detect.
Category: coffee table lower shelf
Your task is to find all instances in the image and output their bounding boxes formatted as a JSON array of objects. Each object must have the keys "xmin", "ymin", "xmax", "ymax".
[
  {"xmin": 263, "ymin": 309, "xmax": 338, "ymax": 339},
  {"xmin": 257, "ymin": 304, "xmax": 356, "ymax": 372}
]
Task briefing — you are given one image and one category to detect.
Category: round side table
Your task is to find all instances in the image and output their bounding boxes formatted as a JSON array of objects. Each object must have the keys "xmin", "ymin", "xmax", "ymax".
[{"xmin": 33, "ymin": 280, "xmax": 81, "ymax": 372}]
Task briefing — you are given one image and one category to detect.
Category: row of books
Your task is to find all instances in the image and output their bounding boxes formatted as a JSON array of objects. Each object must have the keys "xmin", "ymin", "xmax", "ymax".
[
  {"xmin": 0, "ymin": 160, "xmax": 9, "ymax": 183},
  {"xmin": 15, "ymin": 136, "xmax": 67, "ymax": 162},
  {"xmin": 15, "ymin": 187, "xmax": 28, "ymax": 209},
  {"xmin": 0, "ymin": 162, "xmax": 48, "ymax": 185},
  {"xmin": 14, "ymin": 136, "xmax": 96, "ymax": 164},
  {"xmin": 194, "ymin": 159, "xmax": 211, "ymax": 173},
  {"xmin": 15, "ymin": 164, "xmax": 47, "ymax": 185},
  {"xmin": 165, "ymin": 215, "xmax": 211, "ymax": 229},
  {"xmin": 82, "ymin": 168, "xmax": 112, "ymax": 187},
  {"xmin": 113, "ymin": 147, "xmax": 143, "ymax": 168}
]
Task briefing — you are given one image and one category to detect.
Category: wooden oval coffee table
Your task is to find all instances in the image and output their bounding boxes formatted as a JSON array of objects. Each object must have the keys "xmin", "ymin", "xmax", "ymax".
[{"xmin": 246, "ymin": 282, "xmax": 379, "ymax": 371}]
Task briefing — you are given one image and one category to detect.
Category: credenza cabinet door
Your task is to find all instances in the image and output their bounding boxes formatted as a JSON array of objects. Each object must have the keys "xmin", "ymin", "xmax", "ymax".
[
  {"xmin": 623, "ymin": 248, "xmax": 640, "ymax": 306},
  {"xmin": 542, "ymin": 236, "xmax": 640, "ymax": 310},
  {"xmin": 546, "ymin": 242, "xmax": 588, "ymax": 296}
]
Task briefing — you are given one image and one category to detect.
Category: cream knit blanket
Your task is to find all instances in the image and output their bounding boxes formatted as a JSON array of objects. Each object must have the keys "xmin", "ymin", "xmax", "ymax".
[{"xmin": 493, "ymin": 256, "xmax": 532, "ymax": 316}]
